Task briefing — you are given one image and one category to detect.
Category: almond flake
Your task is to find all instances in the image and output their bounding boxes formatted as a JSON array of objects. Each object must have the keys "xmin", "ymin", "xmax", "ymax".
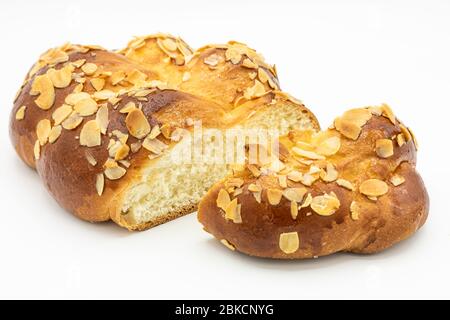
[
  {"xmin": 301, "ymin": 193, "xmax": 313, "ymax": 208},
  {"xmin": 359, "ymin": 179, "xmax": 389, "ymax": 197},
  {"xmin": 74, "ymin": 98, "xmax": 98, "ymax": 116},
  {"xmin": 130, "ymin": 141, "xmax": 142, "ymax": 153},
  {"xmin": 279, "ymin": 232, "xmax": 299, "ymax": 254},
  {"xmin": 248, "ymin": 183, "xmax": 262, "ymax": 193},
  {"xmin": 30, "ymin": 74, "xmax": 55, "ymax": 110},
  {"xmin": 126, "ymin": 69, "xmax": 147, "ymax": 85},
  {"xmin": 95, "ymin": 105, "xmax": 109, "ymax": 134},
  {"xmin": 390, "ymin": 174, "xmax": 405, "ymax": 186},
  {"xmin": 161, "ymin": 38, "xmax": 177, "ymax": 51},
  {"xmin": 375, "ymin": 139, "xmax": 394, "ymax": 158},
  {"xmin": 110, "ymin": 71, "xmax": 126, "ymax": 85},
  {"xmin": 350, "ymin": 201, "xmax": 360, "ymax": 220},
  {"xmin": 15, "ymin": 106, "xmax": 26, "ymax": 120},
  {"xmin": 114, "ymin": 144, "xmax": 130, "ymax": 161},
  {"xmin": 283, "ymin": 187, "xmax": 307, "ymax": 203},
  {"xmin": 336, "ymin": 179, "xmax": 354, "ymax": 191},
  {"xmin": 290, "ymin": 201, "xmax": 299, "ymax": 220},
  {"xmin": 96, "ymin": 173, "xmax": 104, "ymax": 195},
  {"xmin": 225, "ymin": 198, "xmax": 242, "ymax": 223},
  {"xmin": 93, "ymin": 90, "xmax": 115, "ymax": 101},
  {"xmin": 243, "ymin": 79, "xmax": 266, "ymax": 100},
  {"xmin": 320, "ymin": 163, "xmax": 338, "ymax": 182},
  {"xmin": 104, "ymin": 166, "xmax": 126, "ymax": 180},
  {"xmin": 148, "ymin": 125, "xmax": 161, "ymax": 139},
  {"xmin": 62, "ymin": 112, "xmax": 83, "ymax": 130},
  {"xmin": 142, "ymin": 137, "xmax": 168, "ymax": 154},
  {"xmin": 79, "ymin": 120, "xmax": 101, "ymax": 147},
  {"xmin": 258, "ymin": 68, "xmax": 270, "ymax": 83},
  {"xmin": 316, "ymin": 136, "xmax": 341, "ymax": 156},
  {"xmin": 311, "ymin": 193, "xmax": 340, "ymax": 216},
  {"xmin": 65, "ymin": 92, "xmax": 90, "ymax": 106},
  {"xmin": 34, "ymin": 140, "xmax": 40, "ymax": 160},
  {"xmin": 247, "ymin": 164, "xmax": 261, "ymax": 177},
  {"xmin": 85, "ymin": 151, "xmax": 97, "ymax": 166},
  {"xmin": 126, "ymin": 108, "xmax": 150, "ymax": 139},
  {"xmin": 36, "ymin": 119, "xmax": 51, "ymax": 145},
  {"xmin": 52, "ymin": 104, "xmax": 73, "ymax": 125},
  {"xmin": 397, "ymin": 134, "xmax": 406, "ymax": 147},
  {"xmin": 160, "ymin": 124, "xmax": 172, "ymax": 139},
  {"xmin": 292, "ymin": 147, "xmax": 325, "ymax": 160},
  {"xmin": 217, "ymin": 189, "xmax": 231, "ymax": 211},
  {"xmin": 220, "ymin": 239, "xmax": 235, "ymax": 251},
  {"xmin": 278, "ymin": 175, "xmax": 288, "ymax": 188},
  {"xmin": 287, "ymin": 170, "xmax": 303, "ymax": 182},
  {"xmin": 48, "ymin": 125, "xmax": 62, "ymax": 143},
  {"xmin": 225, "ymin": 47, "xmax": 241, "ymax": 64},
  {"xmin": 381, "ymin": 104, "xmax": 396, "ymax": 124},
  {"xmin": 267, "ymin": 189, "xmax": 283, "ymax": 205},
  {"xmin": 334, "ymin": 118, "xmax": 361, "ymax": 140},
  {"xmin": 182, "ymin": 72, "xmax": 191, "ymax": 82},
  {"xmin": 90, "ymin": 78, "xmax": 105, "ymax": 91},
  {"xmin": 204, "ymin": 53, "xmax": 221, "ymax": 66},
  {"xmin": 81, "ymin": 63, "xmax": 98, "ymax": 75},
  {"xmin": 242, "ymin": 58, "xmax": 258, "ymax": 69},
  {"xmin": 120, "ymin": 101, "xmax": 137, "ymax": 113},
  {"xmin": 47, "ymin": 65, "xmax": 73, "ymax": 88}
]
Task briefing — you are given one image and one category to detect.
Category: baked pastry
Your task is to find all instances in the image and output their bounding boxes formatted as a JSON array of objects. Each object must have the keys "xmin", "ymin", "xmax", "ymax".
[
  {"xmin": 9, "ymin": 34, "xmax": 318, "ymax": 230},
  {"xmin": 198, "ymin": 105, "xmax": 429, "ymax": 258}
]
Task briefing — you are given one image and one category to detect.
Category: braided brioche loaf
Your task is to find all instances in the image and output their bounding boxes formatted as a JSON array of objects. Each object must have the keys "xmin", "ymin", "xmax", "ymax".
[
  {"xmin": 10, "ymin": 34, "xmax": 318, "ymax": 230},
  {"xmin": 198, "ymin": 105, "xmax": 429, "ymax": 258}
]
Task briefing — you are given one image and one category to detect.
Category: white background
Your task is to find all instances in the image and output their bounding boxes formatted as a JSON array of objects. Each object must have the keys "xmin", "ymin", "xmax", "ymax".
[{"xmin": 0, "ymin": 0, "xmax": 448, "ymax": 299}]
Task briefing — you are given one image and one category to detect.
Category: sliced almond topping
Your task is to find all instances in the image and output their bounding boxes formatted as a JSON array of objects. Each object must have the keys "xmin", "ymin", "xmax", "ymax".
[
  {"xmin": 96, "ymin": 173, "xmax": 104, "ymax": 196},
  {"xmin": 334, "ymin": 118, "xmax": 361, "ymax": 140},
  {"xmin": 161, "ymin": 38, "xmax": 177, "ymax": 51},
  {"xmin": 375, "ymin": 139, "xmax": 394, "ymax": 158},
  {"xmin": 112, "ymin": 130, "xmax": 128, "ymax": 144},
  {"xmin": 62, "ymin": 112, "xmax": 83, "ymax": 130},
  {"xmin": 311, "ymin": 193, "xmax": 340, "ymax": 216},
  {"xmin": 93, "ymin": 90, "xmax": 115, "ymax": 101},
  {"xmin": 114, "ymin": 144, "xmax": 130, "ymax": 161},
  {"xmin": 287, "ymin": 170, "xmax": 303, "ymax": 182},
  {"xmin": 95, "ymin": 105, "xmax": 109, "ymax": 134},
  {"xmin": 85, "ymin": 151, "xmax": 97, "ymax": 166},
  {"xmin": 278, "ymin": 175, "xmax": 287, "ymax": 188},
  {"xmin": 390, "ymin": 174, "xmax": 405, "ymax": 186},
  {"xmin": 130, "ymin": 141, "xmax": 142, "ymax": 153},
  {"xmin": 225, "ymin": 47, "xmax": 241, "ymax": 64},
  {"xmin": 316, "ymin": 136, "xmax": 341, "ymax": 156},
  {"xmin": 81, "ymin": 63, "xmax": 97, "ymax": 75},
  {"xmin": 126, "ymin": 69, "xmax": 147, "ymax": 85},
  {"xmin": 104, "ymin": 166, "xmax": 126, "ymax": 180},
  {"xmin": 110, "ymin": 71, "xmax": 126, "ymax": 85},
  {"xmin": 279, "ymin": 232, "xmax": 299, "ymax": 254},
  {"xmin": 381, "ymin": 104, "xmax": 396, "ymax": 124},
  {"xmin": 34, "ymin": 140, "xmax": 40, "ymax": 160},
  {"xmin": 243, "ymin": 79, "xmax": 266, "ymax": 100},
  {"xmin": 342, "ymin": 108, "xmax": 372, "ymax": 126},
  {"xmin": 182, "ymin": 71, "xmax": 191, "ymax": 82},
  {"xmin": 283, "ymin": 187, "xmax": 307, "ymax": 203},
  {"xmin": 120, "ymin": 101, "xmax": 137, "ymax": 114},
  {"xmin": 359, "ymin": 179, "xmax": 389, "ymax": 197},
  {"xmin": 247, "ymin": 164, "xmax": 261, "ymax": 177},
  {"xmin": 204, "ymin": 54, "xmax": 221, "ymax": 66},
  {"xmin": 90, "ymin": 78, "xmax": 105, "ymax": 91},
  {"xmin": 160, "ymin": 124, "xmax": 172, "ymax": 139},
  {"xmin": 248, "ymin": 183, "xmax": 262, "ymax": 193},
  {"xmin": 290, "ymin": 201, "xmax": 299, "ymax": 220},
  {"xmin": 65, "ymin": 92, "xmax": 90, "ymax": 106},
  {"xmin": 301, "ymin": 193, "xmax": 313, "ymax": 208},
  {"xmin": 15, "ymin": 106, "xmax": 26, "ymax": 120},
  {"xmin": 36, "ymin": 119, "xmax": 51, "ymax": 145},
  {"xmin": 217, "ymin": 189, "xmax": 231, "ymax": 211},
  {"xmin": 30, "ymin": 74, "xmax": 55, "ymax": 110},
  {"xmin": 336, "ymin": 179, "xmax": 355, "ymax": 191},
  {"xmin": 148, "ymin": 125, "xmax": 161, "ymax": 139},
  {"xmin": 72, "ymin": 59, "xmax": 86, "ymax": 68},
  {"xmin": 350, "ymin": 201, "xmax": 360, "ymax": 221},
  {"xmin": 74, "ymin": 98, "xmax": 98, "ymax": 116},
  {"xmin": 225, "ymin": 178, "xmax": 244, "ymax": 189},
  {"xmin": 48, "ymin": 125, "xmax": 62, "ymax": 143},
  {"xmin": 397, "ymin": 133, "xmax": 406, "ymax": 147},
  {"xmin": 79, "ymin": 120, "xmax": 101, "ymax": 147},
  {"xmin": 320, "ymin": 163, "xmax": 338, "ymax": 182},
  {"xmin": 126, "ymin": 108, "xmax": 150, "ymax": 139},
  {"xmin": 220, "ymin": 239, "xmax": 235, "ymax": 251},
  {"xmin": 257, "ymin": 68, "xmax": 270, "ymax": 83},
  {"xmin": 292, "ymin": 147, "xmax": 325, "ymax": 160},
  {"xmin": 267, "ymin": 189, "xmax": 283, "ymax": 205},
  {"xmin": 47, "ymin": 65, "xmax": 73, "ymax": 88},
  {"xmin": 225, "ymin": 198, "xmax": 242, "ymax": 223},
  {"xmin": 52, "ymin": 104, "xmax": 73, "ymax": 125},
  {"xmin": 142, "ymin": 137, "xmax": 168, "ymax": 154},
  {"xmin": 300, "ymin": 173, "xmax": 318, "ymax": 186},
  {"xmin": 242, "ymin": 58, "xmax": 258, "ymax": 69}
]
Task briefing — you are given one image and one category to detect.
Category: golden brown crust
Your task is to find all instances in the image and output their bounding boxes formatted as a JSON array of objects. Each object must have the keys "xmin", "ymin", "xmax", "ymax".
[
  {"xmin": 9, "ymin": 35, "xmax": 318, "ymax": 230},
  {"xmin": 198, "ymin": 107, "xmax": 429, "ymax": 259}
]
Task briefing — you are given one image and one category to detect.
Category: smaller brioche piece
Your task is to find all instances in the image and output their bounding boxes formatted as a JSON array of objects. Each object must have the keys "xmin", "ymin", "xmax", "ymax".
[{"xmin": 198, "ymin": 105, "xmax": 429, "ymax": 259}]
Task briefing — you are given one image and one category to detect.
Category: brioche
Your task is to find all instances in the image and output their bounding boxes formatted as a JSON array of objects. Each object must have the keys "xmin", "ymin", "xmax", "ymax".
[
  {"xmin": 9, "ymin": 34, "xmax": 318, "ymax": 230},
  {"xmin": 198, "ymin": 105, "xmax": 429, "ymax": 258}
]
